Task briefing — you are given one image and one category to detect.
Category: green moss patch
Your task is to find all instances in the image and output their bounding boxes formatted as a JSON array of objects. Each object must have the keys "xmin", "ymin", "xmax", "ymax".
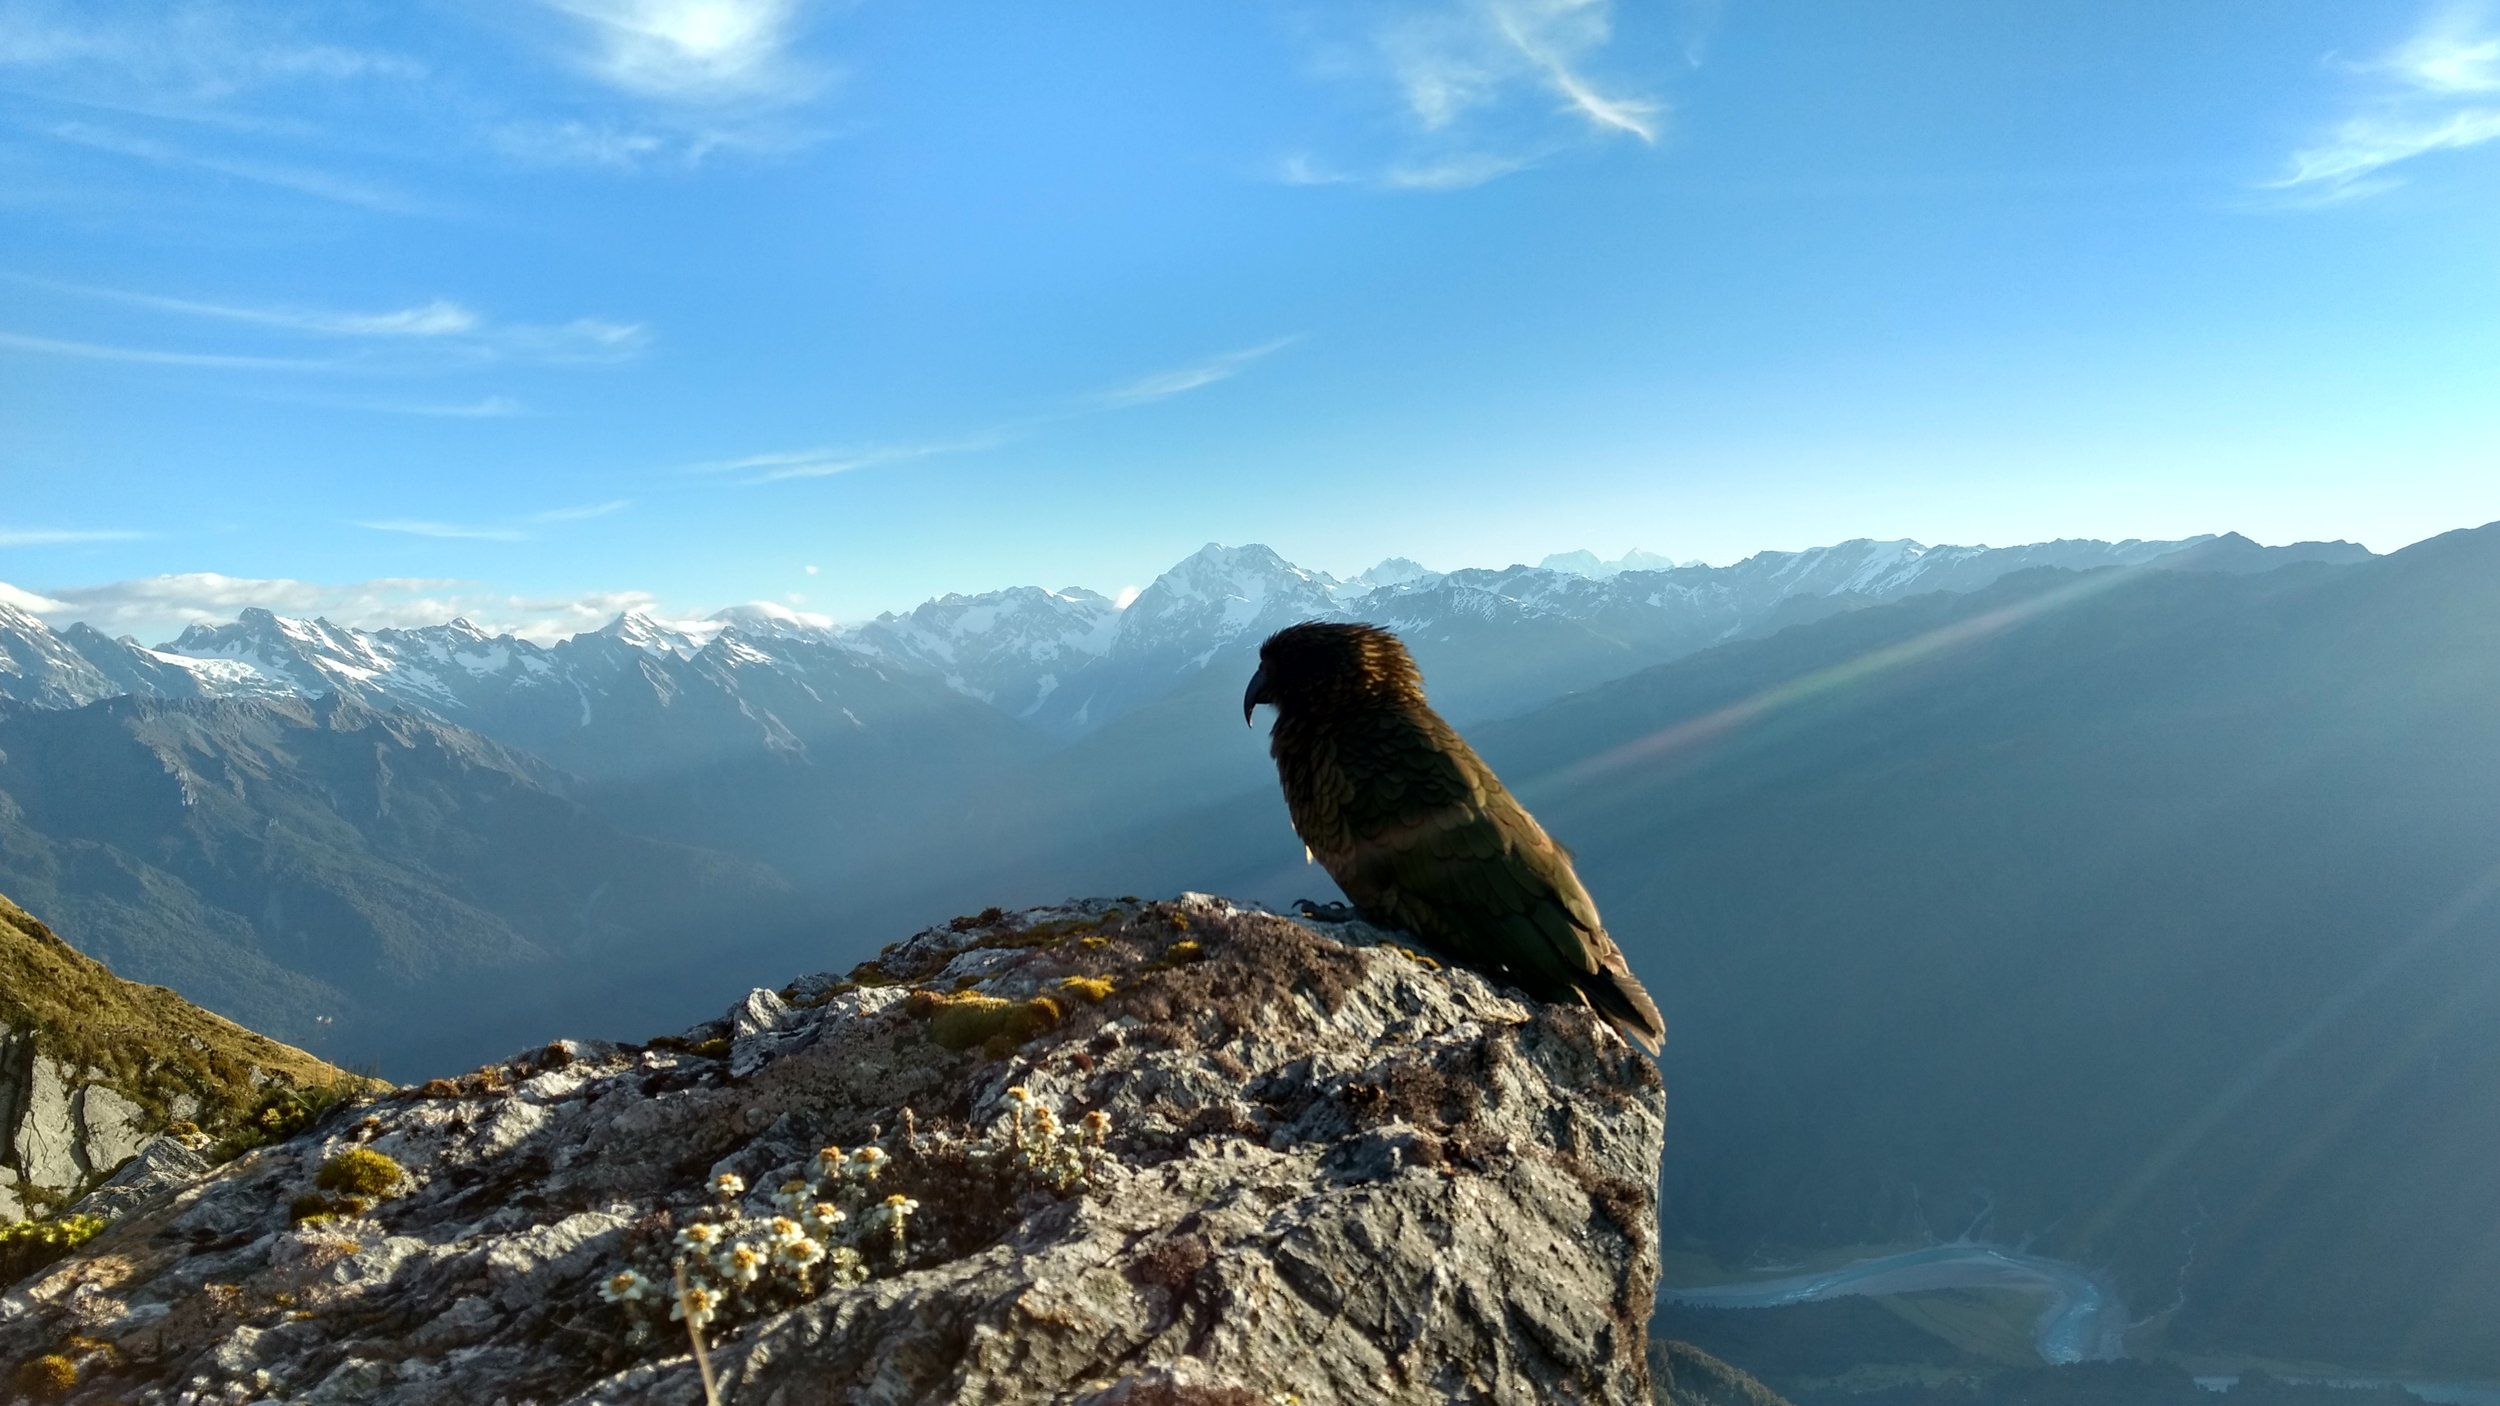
[{"xmin": 904, "ymin": 990, "xmax": 1064, "ymax": 1054}]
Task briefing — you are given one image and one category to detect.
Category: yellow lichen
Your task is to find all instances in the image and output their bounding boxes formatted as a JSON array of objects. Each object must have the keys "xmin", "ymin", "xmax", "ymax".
[
  {"xmin": 8, "ymin": 1353, "xmax": 76, "ymax": 1400},
  {"xmin": 0, "ymin": 1216, "xmax": 106, "ymax": 1283},
  {"xmin": 1146, "ymin": 939, "xmax": 1205, "ymax": 971},
  {"xmin": 1058, "ymin": 974, "xmax": 1116, "ymax": 1003}
]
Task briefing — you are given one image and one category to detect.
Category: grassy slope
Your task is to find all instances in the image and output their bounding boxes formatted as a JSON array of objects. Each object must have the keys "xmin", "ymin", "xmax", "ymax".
[{"xmin": 0, "ymin": 889, "xmax": 356, "ymax": 1135}]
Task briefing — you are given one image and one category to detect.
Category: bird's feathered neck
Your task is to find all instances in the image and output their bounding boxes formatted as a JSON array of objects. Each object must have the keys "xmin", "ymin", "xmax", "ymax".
[{"xmin": 1258, "ymin": 622, "xmax": 1429, "ymax": 718}]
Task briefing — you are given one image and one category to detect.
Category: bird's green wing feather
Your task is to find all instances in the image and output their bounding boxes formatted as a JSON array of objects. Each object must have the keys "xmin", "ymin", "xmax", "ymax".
[{"xmin": 1321, "ymin": 711, "xmax": 1606, "ymax": 994}]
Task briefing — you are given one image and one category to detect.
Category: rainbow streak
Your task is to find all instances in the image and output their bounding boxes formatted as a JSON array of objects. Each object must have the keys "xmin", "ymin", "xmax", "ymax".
[{"xmin": 1547, "ymin": 565, "xmax": 2155, "ymax": 789}]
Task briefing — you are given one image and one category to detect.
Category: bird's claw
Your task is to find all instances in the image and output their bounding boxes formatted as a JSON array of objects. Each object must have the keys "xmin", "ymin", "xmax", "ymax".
[{"xmin": 1293, "ymin": 899, "xmax": 1358, "ymax": 923}]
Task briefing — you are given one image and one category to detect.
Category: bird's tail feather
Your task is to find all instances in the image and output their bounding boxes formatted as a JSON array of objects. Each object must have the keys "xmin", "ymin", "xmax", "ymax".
[{"xmin": 1580, "ymin": 948, "xmax": 1665, "ymax": 1055}]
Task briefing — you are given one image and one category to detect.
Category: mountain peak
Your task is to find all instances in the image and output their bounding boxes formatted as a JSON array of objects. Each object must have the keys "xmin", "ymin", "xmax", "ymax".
[
  {"xmin": 1539, "ymin": 548, "xmax": 1703, "ymax": 579},
  {"xmin": 596, "ymin": 609, "xmax": 719, "ymax": 657}
]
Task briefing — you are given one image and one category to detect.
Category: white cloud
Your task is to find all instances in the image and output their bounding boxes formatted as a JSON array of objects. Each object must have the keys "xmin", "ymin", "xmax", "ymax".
[
  {"xmin": 2268, "ymin": 4, "xmax": 2500, "ymax": 199},
  {"xmin": 355, "ymin": 519, "xmax": 533, "ymax": 542},
  {"xmin": 0, "ymin": 579, "xmax": 72, "ymax": 614},
  {"xmin": 1291, "ymin": 0, "xmax": 1664, "ymax": 192},
  {"xmin": 533, "ymin": 0, "xmax": 824, "ymax": 105},
  {"xmin": 802, "ymin": 563, "xmax": 819, "ymax": 574},
  {"xmin": 0, "ymin": 525, "xmax": 150, "ymax": 546},
  {"xmin": 1113, "ymin": 584, "xmax": 1143, "ymax": 609},
  {"xmin": 2379, "ymin": 6, "xmax": 2500, "ymax": 92},
  {"xmin": 21, "ymin": 571, "xmax": 677, "ymax": 645}
]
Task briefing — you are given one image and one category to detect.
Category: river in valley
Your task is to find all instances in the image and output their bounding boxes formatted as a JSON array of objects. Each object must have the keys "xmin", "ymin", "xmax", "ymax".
[{"xmin": 1659, "ymin": 1243, "xmax": 2128, "ymax": 1363}]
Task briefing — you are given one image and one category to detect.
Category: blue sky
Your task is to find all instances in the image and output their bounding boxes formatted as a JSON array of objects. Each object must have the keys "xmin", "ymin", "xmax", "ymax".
[{"xmin": 4, "ymin": 0, "xmax": 2498, "ymax": 641}]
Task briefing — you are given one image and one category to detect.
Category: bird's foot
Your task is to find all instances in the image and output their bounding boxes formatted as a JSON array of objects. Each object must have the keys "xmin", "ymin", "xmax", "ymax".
[{"xmin": 1292, "ymin": 899, "xmax": 1359, "ymax": 924}]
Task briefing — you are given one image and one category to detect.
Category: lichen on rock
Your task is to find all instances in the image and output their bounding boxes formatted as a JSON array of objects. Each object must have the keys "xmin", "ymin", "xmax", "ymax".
[{"xmin": 0, "ymin": 894, "xmax": 1667, "ymax": 1405}]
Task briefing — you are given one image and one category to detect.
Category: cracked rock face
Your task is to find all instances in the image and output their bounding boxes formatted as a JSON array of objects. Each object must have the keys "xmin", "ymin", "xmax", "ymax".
[{"xmin": 1, "ymin": 895, "xmax": 1666, "ymax": 1405}]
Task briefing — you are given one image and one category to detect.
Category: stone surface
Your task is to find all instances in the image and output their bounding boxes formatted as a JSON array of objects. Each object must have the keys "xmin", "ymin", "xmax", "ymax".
[
  {"xmin": 11, "ymin": 1054, "xmax": 82, "ymax": 1196},
  {"xmin": 1650, "ymin": 1339, "xmax": 1795, "ymax": 1406},
  {"xmin": 73, "ymin": 1084, "xmax": 149, "ymax": 1181},
  {"xmin": 0, "ymin": 896, "xmax": 1666, "ymax": 1405},
  {"xmin": 68, "ymin": 1136, "xmax": 211, "ymax": 1223}
]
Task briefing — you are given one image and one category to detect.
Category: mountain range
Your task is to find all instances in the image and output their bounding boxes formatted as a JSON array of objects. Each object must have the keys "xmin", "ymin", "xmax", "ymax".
[
  {"xmin": 2, "ymin": 532, "xmax": 2363, "ymax": 749},
  {"xmin": 15, "ymin": 522, "xmax": 2485, "ymax": 1381}
]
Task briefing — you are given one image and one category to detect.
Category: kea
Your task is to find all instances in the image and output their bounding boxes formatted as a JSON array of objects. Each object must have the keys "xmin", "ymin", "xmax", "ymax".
[{"xmin": 1244, "ymin": 620, "xmax": 1665, "ymax": 1052}]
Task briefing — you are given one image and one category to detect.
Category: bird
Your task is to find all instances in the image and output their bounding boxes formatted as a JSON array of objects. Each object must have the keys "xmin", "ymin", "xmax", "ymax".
[{"xmin": 1244, "ymin": 620, "xmax": 1665, "ymax": 1053}]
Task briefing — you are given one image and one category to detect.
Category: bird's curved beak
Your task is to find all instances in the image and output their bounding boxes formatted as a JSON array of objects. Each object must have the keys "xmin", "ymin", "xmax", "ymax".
[{"xmin": 1243, "ymin": 664, "xmax": 1271, "ymax": 728}]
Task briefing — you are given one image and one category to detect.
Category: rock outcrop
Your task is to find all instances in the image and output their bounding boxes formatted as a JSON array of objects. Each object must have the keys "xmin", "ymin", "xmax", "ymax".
[
  {"xmin": 0, "ymin": 893, "xmax": 356, "ymax": 1221},
  {"xmin": 1649, "ymin": 1340, "xmax": 1795, "ymax": 1406},
  {"xmin": 1, "ymin": 895, "xmax": 1667, "ymax": 1404}
]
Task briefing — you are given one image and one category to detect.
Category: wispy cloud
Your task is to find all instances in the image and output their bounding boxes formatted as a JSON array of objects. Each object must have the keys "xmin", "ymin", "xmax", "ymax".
[
  {"xmin": 1289, "ymin": 0, "xmax": 1666, "ymax": 192},
  {"xmin": 0, "ymin": 328, "xmax": 342, "ymax": 370},
  {"xmin": 0, "ymin": 525, "xmax": 152, "ymax": 546},
  {"xmin": 21, "ymin": 279, "xmax": 482, "ymax": 337},
  {"xmin": 704, "ymin": 438, "xmax": 1002, "ymax": 485},
  {"xmin": 2, "ymin": 0, "xmax": 839, "ymax": 188},
  {"xmin": 0, "ymin": 3, "xmax": 426, "ymax": 96},
  {"xmin": 352, "ymin": 500, "xmax": 631, "ymax": 539},
  {"xmin": 1090, "ymin": 337, "xmax": 1302, "ymax": 408},
  {"xmin": 355, "ymin": 519, "xmax": 532, "ymax": 542},
  {"xmin": 488, "ymin": 118, "xmax": 671, "ymax": 170},
  {"xmin": 42, "ymin": 119, "xmax": 432, "ymax": 214},
  {"xmin": 2267, "ymin": 3, "xmax": 2500, "ymax": 201},
  {"xmin": 1383, "ymin": 151, "xmax": 1536, "ymax": 191},
  {"xmin": 528, "ymin": 498, "xmax": 633, "ymax": 522},
  {"xmin": 701, "ymin": 338, "xmax": 1302, "ymax": 486},
  {"xmin": 356, "ymin": 394, "xmax": 530, "ymax": 418},
  {"xmin": 20, "ymin": 571, "xmax": 679, "ymax": 645},
  {"xmin": 3, "ymin": 276, "xmax": 649, "ymax": 372}
]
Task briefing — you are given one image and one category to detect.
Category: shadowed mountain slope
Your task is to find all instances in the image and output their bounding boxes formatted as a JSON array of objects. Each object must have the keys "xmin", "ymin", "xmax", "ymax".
[{"xmin": 0, "ymin": 695, "xmax": 798, "ymax": 1075}]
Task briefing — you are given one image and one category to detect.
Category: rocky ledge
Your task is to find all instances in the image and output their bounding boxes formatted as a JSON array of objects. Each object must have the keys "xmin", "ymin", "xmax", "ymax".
[{"xmin": 0, "ymin": 894, "xmax": 1666, "ymax": 1405}]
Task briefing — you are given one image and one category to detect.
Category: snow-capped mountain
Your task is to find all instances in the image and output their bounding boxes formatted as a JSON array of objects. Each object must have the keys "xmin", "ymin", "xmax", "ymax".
[
  {"xmin": 0, "ymin": 601, "xmax": 274, "ymax": 709},
  {"xmin": 1336, "ymin": 556, "xmax": 1441, "ymax": 597},
  {"xmin": 1014, "ymin": 544, "xmax": 1345, "ymax": 734},
  {"xmin": 1537, "ymin": 548, "xmax": 1699, "ymax": 577},
  {"xmin": 593, "ymin": 609, "xmax": 727, "ymax": 659},
  {"xmin": 1, "ymin": 600, "xmax": 124, "ymax": 709},
  {"xmin": 840, "ymin": 586, "xmax": 1120, "ymax": 717},
  {"xmin": 0, "ymin": 533, "xmax": 2374, "ymax": 752}
]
